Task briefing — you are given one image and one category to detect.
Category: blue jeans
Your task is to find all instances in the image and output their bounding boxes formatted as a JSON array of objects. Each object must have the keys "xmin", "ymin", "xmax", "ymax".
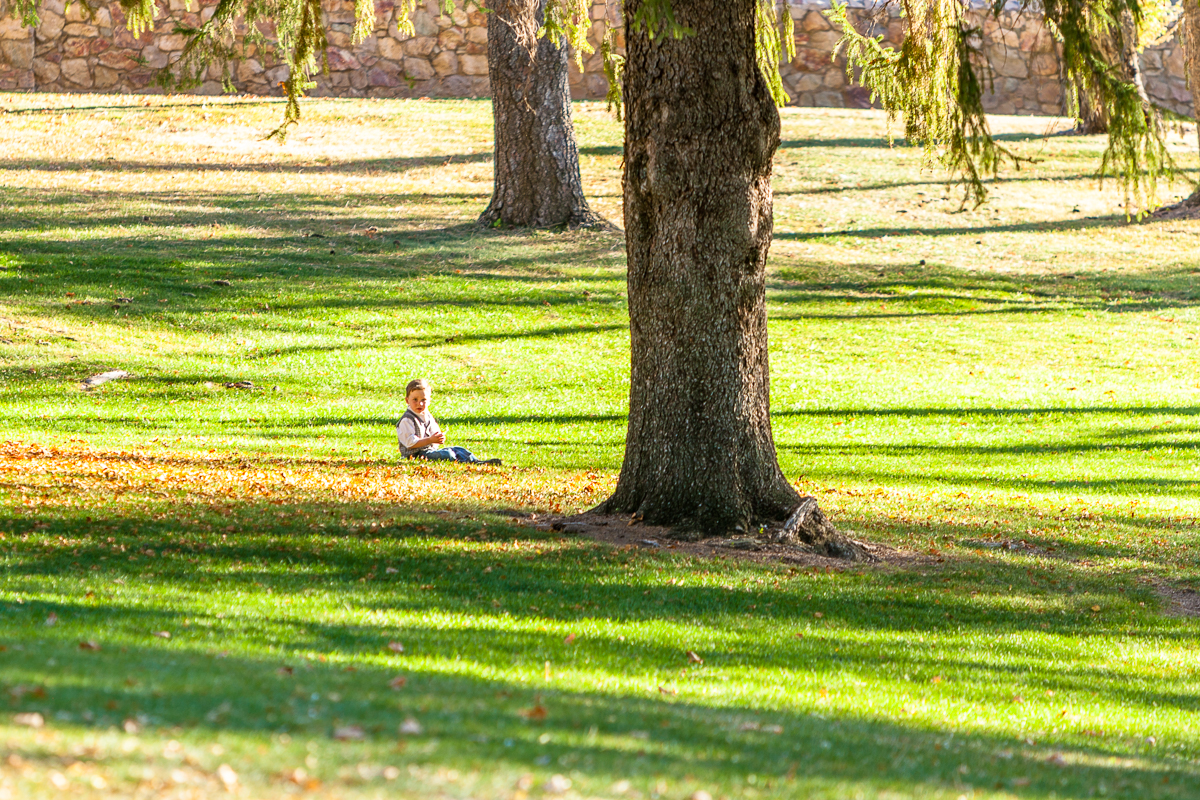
[{"xmin": 414, "ymin": 446, "xmax": 479, "ymax": 463}]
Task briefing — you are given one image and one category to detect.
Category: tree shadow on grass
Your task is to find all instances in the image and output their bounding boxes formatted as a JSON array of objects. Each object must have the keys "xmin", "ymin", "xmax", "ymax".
[{"xmin": 1, "ymin": 634, "xmax": 1193, "ymax": 798}]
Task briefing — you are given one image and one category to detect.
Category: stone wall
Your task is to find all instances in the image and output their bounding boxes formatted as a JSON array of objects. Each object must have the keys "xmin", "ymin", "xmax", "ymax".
[{"xmin": 0, "ymin": 0, "xmax": 1193, "ymax": 117}]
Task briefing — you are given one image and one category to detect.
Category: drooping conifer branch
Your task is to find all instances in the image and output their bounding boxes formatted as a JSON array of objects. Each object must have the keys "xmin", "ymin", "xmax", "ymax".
[{"xmin": 829, "ymin": 0, "xmax": 1175, "ymax": 214}]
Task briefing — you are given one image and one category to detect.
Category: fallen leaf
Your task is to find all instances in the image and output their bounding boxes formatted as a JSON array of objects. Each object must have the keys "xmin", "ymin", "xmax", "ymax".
[
  {"xmin": 276, "ymin": 666, "xmax": 294, "ymax": 676},
  {"xmin": 564, "ymin": 633, "xmax": 576, "ymax": 645},
  {"xmin": 543, "ymin": 774, "xmax": 572, "ymax": 794},
  {"xmin": 217, "ymin": 763, "xmax": 238, "ymax": 789},
  {"xmin": 333, "ymin": 725, "xmax": 365, "ymax": 741},
  {"xmin": 388, "ymin": 675, "xmax": 407, "ymax": 690},
  {"xmin": 45, "ymin": 612, "xmax": 58, "ymax": 626},
  {"xmin": 813, "ymin": 612, "xmax": 824, "ymax": 619},
  {"xmin": 1046, "ymin": 753, "xmax": 1068, "ymax": 766},
  {"xmin": 79, "ymin": 640, "xmax": 101, "ymax": 651},
  {"xmin": 385, "ymin": 567, "xmax": 398, "ymax": 574},
  {"xmin": 1090, "ymin": 605, "xmax": 1101, "ymax": 612},
  {"xmin": 123, "ymin": 718, "xmax": 141, "ymax": 734},
  {"xmin": 399, "ymin": 717, "xmax": 423, "ymax": 735},
  {"xmin": 1013, "ymin": 777, "xmax": 1031, "ymax": 787},
  {"xmin": 519, "ymin": 705, "xmax": 548, "ymax": 721},
  {"xmin": 14, "ymin": 712, "xmax": 45, "ymax": 728},
  {"xmin": 658, "ymin": 685, "xmax": 677, "ymax": 695},
  {"xmin": 686, "ymin": 650, "xmax": 703, "ymax": 664},
  {"xmin": 387, "ymin": 641, "xmax": 404, "ymax": 653},
  {"xmin": 152, "ymin": 631, "xmax": 171, "ymax": 639}
]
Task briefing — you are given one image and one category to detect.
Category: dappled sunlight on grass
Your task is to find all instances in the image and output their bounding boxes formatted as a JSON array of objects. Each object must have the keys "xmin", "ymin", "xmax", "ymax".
[{"xmin": 3, "ymin": 95, "xmax": 1200, "ymax": 799}]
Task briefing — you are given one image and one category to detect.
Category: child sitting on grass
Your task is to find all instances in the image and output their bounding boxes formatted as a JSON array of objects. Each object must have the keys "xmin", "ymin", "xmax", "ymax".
[{"xmin": 396, "ymin": 379, "xmax": 501, "ymax": 465}]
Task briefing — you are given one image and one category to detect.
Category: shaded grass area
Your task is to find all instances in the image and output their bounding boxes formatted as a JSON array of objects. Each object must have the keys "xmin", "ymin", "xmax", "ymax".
[{"xmin": 1, "ymin": 94, "xmax": 1199, "ymax": 798}]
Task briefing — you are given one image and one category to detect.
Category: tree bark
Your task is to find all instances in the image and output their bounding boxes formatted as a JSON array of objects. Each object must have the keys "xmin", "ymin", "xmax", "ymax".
[
  {"xmin": 596, "ymin": 0, "xmax": 862, "ymax": 559},
  {"xmin": 1184, "ymin": 0, "xmax": 1200, "ymax": 204},
  {"xmin": 477, "ymin": 0, "xmax": 604, "ymax": 229},
  {"xmin": 1074, "ymin": 8, "xmax": 1150, "ymax": 134}
]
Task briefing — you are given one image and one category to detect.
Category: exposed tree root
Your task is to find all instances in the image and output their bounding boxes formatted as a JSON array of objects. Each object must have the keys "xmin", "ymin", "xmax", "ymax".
[
  {"xmin": 1149, "ymin": 192, "xmax": 1200, "ymax": 220},
  {"xmin": 767, "ymin": 496, "xmax": 876, "ymax": 561}
]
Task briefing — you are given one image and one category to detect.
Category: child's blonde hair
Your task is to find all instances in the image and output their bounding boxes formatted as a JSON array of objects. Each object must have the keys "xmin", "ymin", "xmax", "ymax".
[{"xmin": 405, "ymin": 378, "xmax": 430, "ymax": 398}]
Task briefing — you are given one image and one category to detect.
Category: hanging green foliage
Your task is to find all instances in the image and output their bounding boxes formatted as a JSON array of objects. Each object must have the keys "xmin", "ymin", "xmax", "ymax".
[
  {"xmin": 757, "ymin": 0, "xmax": 796, "ymax": 106},
  {"xmin": 828, "ymin": 0, "xmax": 1174, "ymax": 214}
]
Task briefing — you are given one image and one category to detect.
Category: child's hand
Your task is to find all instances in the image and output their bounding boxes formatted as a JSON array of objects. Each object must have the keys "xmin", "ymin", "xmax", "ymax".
[{"xmin": 432, "ymin": 431, "xmax": 446, "ymax": 444}]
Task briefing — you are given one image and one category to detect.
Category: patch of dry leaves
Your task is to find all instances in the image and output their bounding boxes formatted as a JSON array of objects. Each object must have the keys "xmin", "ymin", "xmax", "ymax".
[{"xmin": 1, "ymin": 439, "xmax": 614, "ymax": 516}]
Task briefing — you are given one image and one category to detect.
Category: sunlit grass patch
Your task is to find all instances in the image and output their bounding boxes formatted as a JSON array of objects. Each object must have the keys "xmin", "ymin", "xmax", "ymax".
[{"xmin": 1, "ymin": 95, "xmax": 1199, "ymax": 799}]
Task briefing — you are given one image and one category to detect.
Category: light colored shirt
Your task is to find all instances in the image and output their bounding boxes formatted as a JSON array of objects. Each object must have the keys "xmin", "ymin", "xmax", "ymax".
[{"xmin": 397, "ymin": 409, "xmax": 441, "ymax": 457}]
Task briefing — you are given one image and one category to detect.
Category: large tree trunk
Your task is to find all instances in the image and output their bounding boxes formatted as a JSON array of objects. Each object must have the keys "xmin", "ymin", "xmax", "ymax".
[
  {"xmin": 596, "ymin": 0, "xmax": 862, "ymax": 559},
  {"xmin": 478, "ymin": 0, "xmax": 603, "ymax": 228}
]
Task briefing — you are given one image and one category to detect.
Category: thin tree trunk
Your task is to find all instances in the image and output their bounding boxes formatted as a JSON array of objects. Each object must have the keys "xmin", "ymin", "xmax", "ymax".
[
  {"xmin": 1072, "ymin": 8, "xmax": 1149, "ymax": 134},
  {"xmin": 597, "ymin": 0, "xmax": 862, "ymax": 559},
  {"xmin": 478, "ymin": 0, "xmax": 604, "ymax": 228},
  {"xmin": 1184, "ymin": 0, "xmax": 1200, "ymax": 203}
]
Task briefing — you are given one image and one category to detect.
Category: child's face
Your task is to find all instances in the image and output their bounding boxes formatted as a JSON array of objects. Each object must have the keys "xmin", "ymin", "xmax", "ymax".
[{"xmin": 406, "ymin": 388, "xmax": 429, "ymax": 415}]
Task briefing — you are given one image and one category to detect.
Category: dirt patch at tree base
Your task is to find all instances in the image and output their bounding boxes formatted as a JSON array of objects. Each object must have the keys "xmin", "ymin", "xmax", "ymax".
[
  {"xmin": 513, "ymin": 511, "xmax": 921, "ymax": 571},
  {"xmin": 1149, "ymin": 196, "xmax": 1200, "ymax": 221},
  {"xmin": 1152, "ymin": 581, "xmax": 1200, "ymax": 617}
]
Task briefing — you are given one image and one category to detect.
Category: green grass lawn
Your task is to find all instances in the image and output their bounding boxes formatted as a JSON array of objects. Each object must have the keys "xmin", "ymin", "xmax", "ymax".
[{"xmin": 1, "ymin": 92, "xmax": 1199, "ymax": 799}]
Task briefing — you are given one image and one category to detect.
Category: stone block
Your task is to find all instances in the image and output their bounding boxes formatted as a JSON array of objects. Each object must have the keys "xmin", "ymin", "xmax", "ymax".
[
  {"xmin": 142, "ymin": 46, "xmax": 168, "ymax": 69},
  {"xmin": 465, "ymin": 41, "xmax": 485, "ymax": 55},
  {"xmin": 236, "ymin": 57, "xmax": 263, "ymax": 82},
  {"xmin": 450, "ymin": 7, "xmax": 468, "ymax": 25},
  {"xmin": 438, "ymin": 28, "xmax": 464, "ymax": 49},
  {"xmin": 0, "ymin": 38, "xmax": 32, "ymax": 69},
  {"xmin": 42, "ymin": 0, "xmax": 66, "ymax": 16},
  {"xmin": 327, "ymin": 47, "xmax": 362, "ymax": 70},
  {"xmin": 991, "ymin": 54, "xmax": 1027, "ymax": 79},
  {"xmin": 844, "ymin": 85, "xmax": 872, "ymax": 109},
  {"xmin": 1164, "ymin": 44, "xmax": 1186, "ymax": 77},
  {"xmin": 33, "ymin": 59, "xmax": 60, "ymax": 82},
  {"xmin": 465, "ymin": 25, "xmax": 487, "ymax": 44},
  {"xmin": 93, "ymin": 6, "xmax": 112, "ymax": 27},
  {"xmin": 468, "ymin": 10, "xmax": 487, "ymax": 26},
  {"xmin": 327, "ymin": 29, "xmax": 351, "ymax": 47},
  {"xmin": 369, "ymin": 65, "xmax": 399, "ymax": 86},
  {"xmin": 411, "ymin": 10, "xmax": 438, "ymax": 36},
  {"xmin": 460, "ymin": 52, "xmax": 487, "ymax": 74},
  {"xmin": 379, "ymin": 37, "xmax": 404, "ymax": 60},
  {"xmin": 93, "ymin": 64, "xmax": 118, "ymax": 87},
  {"xmin": 63, "ymin": 23, "xmax": 99, "ymax": 37},
  {"xmin": 35, "ymin": 10, "xmax": 64, "ymax": 40},
  {"xmin": 62, "ymin": 36, "xmax": 92, "ymax": 57},
  {"xmin": 266, "ymin": 64, "xmax": 288, "ymax": 84},
  {"xmin": 431, "ymin": 49, "xmax": 457, "ymax": 75},
  {"xmin": 814, "ymin": 91, "xmax": 843, "ymax": 107},
  {"xmin": 1141, "ymin": 49, "xmax": 1163, "ymax": 73},
  {"xmin": 403, "ymin": 36, "xmax": 436, "ymax": 56},
  {"xmin": 0, "ymin": 16, "xmax": 27, "ymax": 39},
  {"xmin": 440, "ymin": 73, "xmax": 474, "ymax": 96},
  {"xmin": 64, "ymin": 3, "xmax": 89, "ymax": 22},
  {"xmin": 404, "ymin": 55, "xmax": 434, "ymax": 79},
  {"xmin": 1031, "ymin": 53, "xmax": 1058, "ymax": 77},
  {"xmin": 158, "ymin": 34, "xmax": 187, "ymax": 51},
  {"xmin": 98, "ymin": 48, "xmax": 139, "ymax": 70},
  {"xmin": 802, "ymin": 9, "xmax": 829, "ymax": 31},
  {"xmin": 585, "ymin": 72, "xmax": 607, "ymax": 98},
  {"xmin": 791, "ymin": 72, "xmax": 822, "ymax": 92},
  {"xmin": 60, "ymin": 57, "xmax": 90, "ymax": 85},
  {"xmin": 1037, "ymin": 81, "xmax": 1062, "ymax": 104}
]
